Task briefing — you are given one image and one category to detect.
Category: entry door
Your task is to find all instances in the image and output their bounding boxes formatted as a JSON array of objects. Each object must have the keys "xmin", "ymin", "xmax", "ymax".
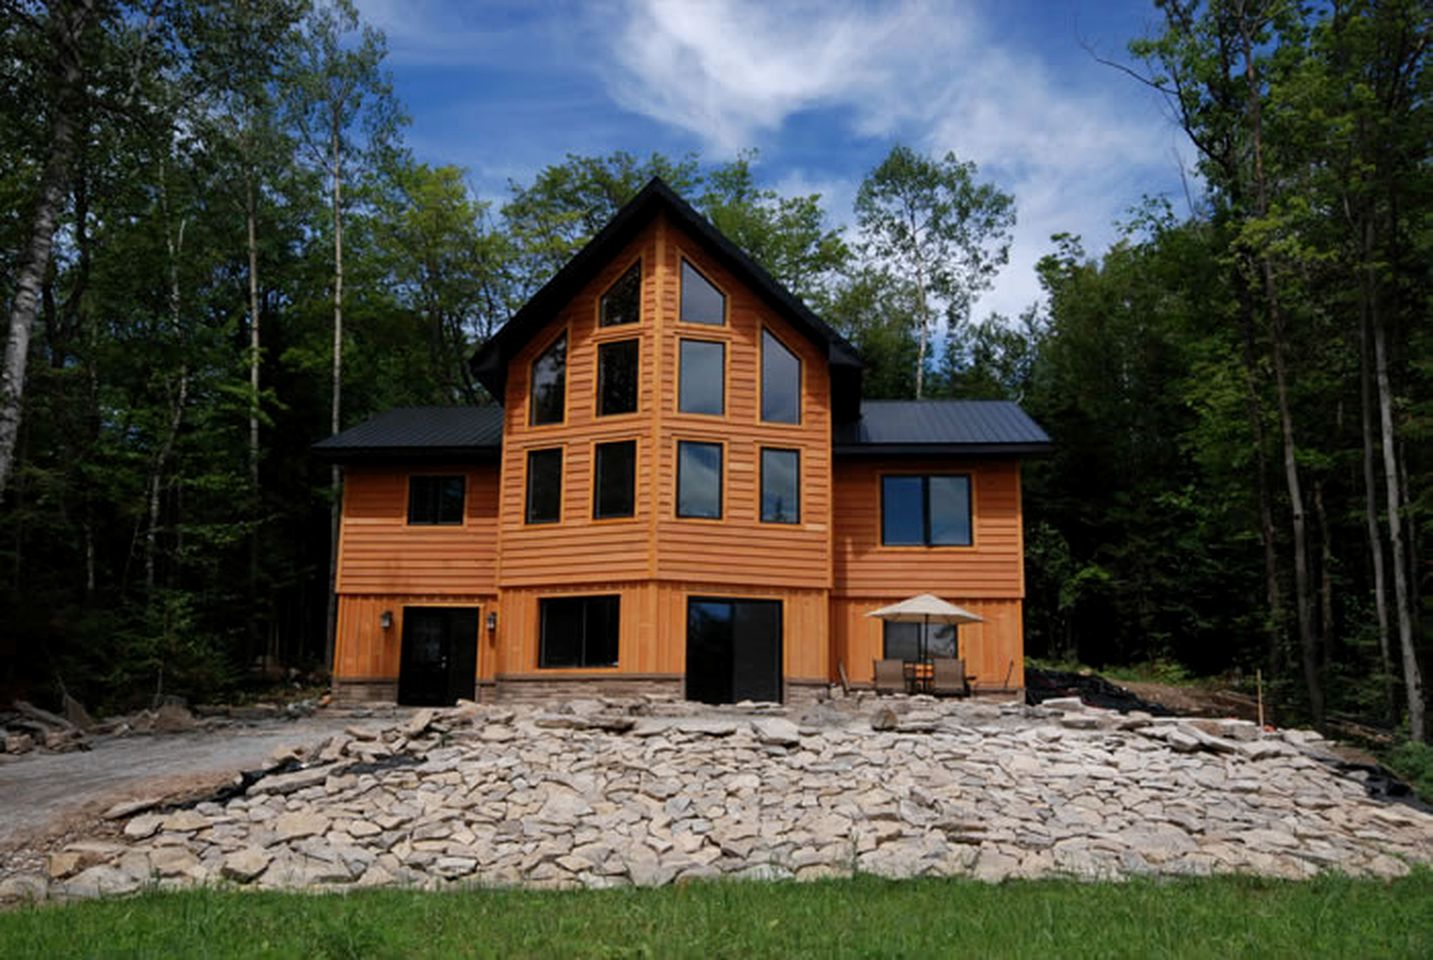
[
  {"xmin": 397, "ymin": 607, "xmax": 479, "ymax": 706},
  {"xmin": 686, "ymin": 598, "xmax": 783, "ymax": 704}
]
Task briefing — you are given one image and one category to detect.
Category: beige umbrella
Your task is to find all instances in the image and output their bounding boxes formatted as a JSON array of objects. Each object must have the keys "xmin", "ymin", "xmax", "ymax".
[{"xmin": 866, "ymin": 594, "xmax": 983, "ymax": 663}]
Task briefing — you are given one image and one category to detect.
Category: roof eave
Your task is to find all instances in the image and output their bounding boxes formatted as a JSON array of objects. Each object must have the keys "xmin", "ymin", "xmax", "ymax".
[
  {"xmin": 310, "ymin": 444, "xmax": 503, "ymax": 464},
  {"xmin": 833, "ymin": 442, "xmax": 1053, "ymax": 457}
]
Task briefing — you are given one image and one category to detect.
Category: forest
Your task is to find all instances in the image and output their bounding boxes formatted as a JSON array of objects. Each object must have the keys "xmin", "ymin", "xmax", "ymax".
[{"xmin": 0, "ymin": 1, "xmax": 1426, "ymax": 742}]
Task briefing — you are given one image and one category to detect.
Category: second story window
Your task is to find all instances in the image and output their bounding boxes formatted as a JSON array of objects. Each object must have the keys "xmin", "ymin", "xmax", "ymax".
[
  {"xmin": 593, "ymin": 440, "xmax": 636, "ymax": 519},
  {"xmin": 597, "ymin": 339, "xmax": 639, "ymax": 416},
  {"xmin": 529, "ymin": 332, "xmax": 566, "ymax": 425},
  {"xmin": 677, "ymin": 441, "xmax": 722, "ymax": 519},
  {"xmin": 678, "ymin": 339, "xmax": 724, "ymax": 415},
  {"xmin": 761, "ymin": 329, "xmax": 801, "ymax": 424},
  {"xmin": 881, "ymin": 474, "xmax": 972, "ymax": 546},
  {"xmin": 526, "ymin": 448, "xmax": 563, "ymax": 524},
  {"xmin": 407, "ymin": 475, "xmax": 465, "ymax": 525},
  {"xmin": 600, "ymin": 262, "xmax": 641, "ymax": 326},
  {"xmin": 680, "ymin": 260, "xmax": 725, "ymax": 325},
  {"xmin": 760, "ymin": 448, "xmax": 799, "ymax": 524}
]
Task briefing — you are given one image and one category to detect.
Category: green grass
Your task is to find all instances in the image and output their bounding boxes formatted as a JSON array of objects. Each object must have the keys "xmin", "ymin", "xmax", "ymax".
[
  {"xmin": 1026, "ymin": 656, "xmax": 1201, "ymax": 687},
  {"xmin": 2, "ymin": 872, "xmax": 1430, "ymax": 959},
  {"xmin": 1382, "ymin": 740, "xmax": 1433, "ymax": 804}
]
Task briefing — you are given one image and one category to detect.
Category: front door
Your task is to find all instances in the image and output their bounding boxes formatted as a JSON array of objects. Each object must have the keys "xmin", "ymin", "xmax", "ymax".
[
  {"xmin": 686, "ymin": 598, "xmax": 783, "ymax": 704},
  {"xmin": 397, "ymin": 607, "xmax": 479, "ymax": 706}
]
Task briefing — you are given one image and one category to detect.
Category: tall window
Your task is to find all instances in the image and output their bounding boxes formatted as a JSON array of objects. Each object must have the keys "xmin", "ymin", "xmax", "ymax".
[
  {"xmin": 881, "ymin": 475, "xmax": 972, "ymax": 546},
  {"xmin": 529, "ymin": 332, "xmax": 566, "ymax": 425},
  {"xmin": 760, "ymin": 448, "xmax": 799, "ymax": 524},
  {"xmin": 677, "ymin": 441, "xmax": 722, "ymax": 519},
  {"xmin": 407, "ymin": 475, "xmax": 465, "ymax": 525},
  {"xmin": 680, "ymin": 260, "xmax": 725, "ymax": 324},
  {"xmin": 539, "ymin": 595, "xmax": 620, "ymax": 668},
  {"xmin": 678, "ymin": 339, "xmax": 724, "ymax": 415},
  {"xmin": 761, "ymin": 330, "xmax": 801, "ymax": 424},
  {"xmin": 600, "ymin": 262, "xmax": 640, "ymax": 327},
  {"xmin": 593, "ymin": 440, "xmax": 636, "ymax": 519},
  {"xmin": 526, "ymin": 448, "xmax": 563, "ymax": 524},
  {"xmin": 882, "ymin": 621, "xmax": 957, "ymax": 661},
  {"xmin": 597, "ymin": 339, "xmax": 639, "ymax": 416}
]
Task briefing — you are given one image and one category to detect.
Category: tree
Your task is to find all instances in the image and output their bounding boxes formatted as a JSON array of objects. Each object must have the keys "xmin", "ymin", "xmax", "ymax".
[{"xmin": 854, "ymin": 146, "xmax": 1014, "ymax": 399}]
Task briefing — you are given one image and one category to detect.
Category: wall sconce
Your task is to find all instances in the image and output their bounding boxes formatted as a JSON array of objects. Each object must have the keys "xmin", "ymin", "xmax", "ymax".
[
  {"xmin": 379, "ymin": 610, "xmax": 394, "ymax": 631},
  {"xmin": 486, "ymin": 611, "xmax": 498, "ymax": 632}
]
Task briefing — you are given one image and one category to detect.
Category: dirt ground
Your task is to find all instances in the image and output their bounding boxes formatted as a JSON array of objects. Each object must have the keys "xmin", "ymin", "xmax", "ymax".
[{"xmin": 0, "ymin": 714, "xmax": 359, "ymax": 852}]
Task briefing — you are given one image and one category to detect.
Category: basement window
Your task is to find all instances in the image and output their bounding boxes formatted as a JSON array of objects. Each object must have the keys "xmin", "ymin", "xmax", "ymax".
[
  {"xmin": 407, "ymin": 475, "xmax": 465, "ymax": 525},
  {"xmin": 883, "ymin": 621, "xmax": 957, "ymax": 661},
  {"xmin": 539, "ymin": 595, "xmax": 620, "ymax": 668}
]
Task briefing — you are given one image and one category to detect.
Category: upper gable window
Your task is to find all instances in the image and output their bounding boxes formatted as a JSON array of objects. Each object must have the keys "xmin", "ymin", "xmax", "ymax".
[
  {"xmin": 529, "ymin": 332, "xmax": 566, "ymax": 425},
  {"xmin": 600, "ymin": 262, "xmax": 641, "ymax": 327},
  {"xmin": 598, "ymin": 339, "xmax": 639, "ymax": 416},
  {"xmin": 680, "ymin": 260, "xmax": 725, "ymax": 325},
  {"xmin": 761, "ymin": 329, "xmax": 801, "ymax": 424},
  {"xmin": 407, "ymin": 475, "xmax": 465, "ymax": 525}
]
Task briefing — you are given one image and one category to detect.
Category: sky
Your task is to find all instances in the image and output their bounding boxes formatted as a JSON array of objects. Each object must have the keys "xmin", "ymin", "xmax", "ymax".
[{"xmin": 352, "ymin": 0, "xmax": 1192, "ymax": 321}]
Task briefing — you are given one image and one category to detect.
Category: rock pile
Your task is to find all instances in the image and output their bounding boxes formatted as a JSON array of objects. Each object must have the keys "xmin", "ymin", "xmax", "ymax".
[{"xmin": 4, "ymin": 696, "xmax": 1430, "ymax": 902}]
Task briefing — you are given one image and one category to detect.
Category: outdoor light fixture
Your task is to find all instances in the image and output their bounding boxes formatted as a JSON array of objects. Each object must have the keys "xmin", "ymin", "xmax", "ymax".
[
  {"xmin": 486, "ymin": 611, "xmax": 498, "ymax": 632},
  {"xmin": 379, "ymin": 610, "xmax": 394, "ymax": 631}
]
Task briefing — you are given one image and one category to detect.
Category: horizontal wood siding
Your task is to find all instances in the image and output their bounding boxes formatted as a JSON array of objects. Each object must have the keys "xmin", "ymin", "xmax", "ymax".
[
  {"xmin": 337, "ymin": 465, "xmax": 499, "ymax": 595},
  {"xmin": 652, "ymin": 222, "xmax": 832, "ymax": 589},
  {"xmin": 831, "ymin": 596, "xmax": 1025, "ymax": 690},
  {"xmin": 832, "ymin": 458, "xmax": 1024, "ymax": 599},
  {"xmin": 333, "ymin": 594, "xmax": 491, "ymax": 682}
]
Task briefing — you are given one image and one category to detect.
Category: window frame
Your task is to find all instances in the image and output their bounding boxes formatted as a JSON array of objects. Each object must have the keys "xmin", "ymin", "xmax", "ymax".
[
  {"xmin": 878, "ymin": 472, "xmax": 975, "ymax": 548},
  {"xmin": 759, "ymin": 447, "xmax": 801, "ymax": 525},
  {"xmin": 675, "ymin": 439, "xmax": 724, "ymax": 521},
  {"xmin": 595, "ymin": 337, "xmax": 641, "ymax": 418},
  {"xmin": 677, "ymin": 257, "xmax": 727, "ymax": 326},
  {"xmin": 881, "ymin": 619, "xmax": 959, "ymax": 661},
  {"xmin": 528, "ymin": 330, "xmax": 568, "ymax": 427},
  {"xmin": 538, "ymin": 594, "xmax": 621, "ymax": 669},
  {"xmin": 598, "ymin": 259, "xmax": 642, "ymax": 328},
  {"xmin": 405, "ymin": 474, "xmax": 467, "ymax": 526},
  {"xmin": 759, "ymin": 327, "xmax": 803, "ymax": 426},
  {"xmin": 524, "ymin": 447, "xmax": 564, "ymax": 525},
  {"xmin": 676, "ymin": 337, "xmax": 727, "ymax": 418},
  {"xmin": 592, "ymin": 439, "xmax": 638, "ymax": 521}
]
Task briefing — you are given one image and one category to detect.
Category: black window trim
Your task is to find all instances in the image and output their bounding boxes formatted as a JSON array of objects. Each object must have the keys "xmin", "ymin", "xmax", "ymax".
[
  {"xmin": 538, "ymin": 594, "xmax": 621, "ymax": 669},
  {"xmin": 593, "ymin": 438, "xmax": 638, "ymax": 520},
  {"xmin": 759, "ymin": 447, "xmax": 800, "ymax": 525},
  {"xmin": 406, "ymin": 474, "xmax": 466, "ymax": 526},
  {"xmin": 678, "ymin": 256, "xmax": 727, "ymax": 326},
  {"xmin": 676, "ymin": 439, "xmax": 724, "ymax": 520},
  {"xmin": 525, "ymin": 446, "xmax": 563, "ymax": 525},
  {"xmin": 677, "ymin": 337, "xmax": 726, "ymax": 417},
  {"xmin": 760, "ymin": 326, "xmax": 803, "ymax": 425},
  {"xmin": 596, "ymin": 337, "xmax": 641, "ymax": 417},
  {"xmin": 880, "ymin": 472, "xmax": 973, "ymax": 547},
  {"xmin": 528, "ymin": 329, "xmax": 568, "ymax": 426},
  {"xmin": 599, "ymin": 259, "xmax": 642, "ymax": 328}
]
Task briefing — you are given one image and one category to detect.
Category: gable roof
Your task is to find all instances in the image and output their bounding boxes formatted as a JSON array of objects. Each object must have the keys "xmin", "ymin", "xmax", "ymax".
[
  {"xmin": 469, "ymin": 177, "xmax": 864, "ymax": 420},
  {"xmin": 311, "ymin": 406, "xmax": 503, "ymax": 463},
  {"xmin": 833, "ymin": 400, "xmax": 1051, "ymax": 455}
]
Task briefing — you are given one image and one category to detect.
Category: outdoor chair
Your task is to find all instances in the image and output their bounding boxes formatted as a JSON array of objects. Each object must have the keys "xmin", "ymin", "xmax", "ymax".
[
  {"xmin": 873, "ymin": 658, "xmax": 906, "ymax": 695},
  {"xmin": 930, "ymin": 657, "xmax": 972, "ymax": 698}
]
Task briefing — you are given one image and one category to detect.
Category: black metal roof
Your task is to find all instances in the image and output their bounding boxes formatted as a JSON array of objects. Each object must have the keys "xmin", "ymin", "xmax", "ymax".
[
  {"xmin": 833, "ymin": 400, "xmax": 1052, "ymax": 456},
  {"xmin": 469, "ymin": 177, "xmax": 864, "ymax": 421},
  {"xmin": 315, "ymin": 399, "xmax": 1049, "ymax": 463},
  {"xmin": 311, "ymin": 406, "xmax": 503, "ymax": 462}
]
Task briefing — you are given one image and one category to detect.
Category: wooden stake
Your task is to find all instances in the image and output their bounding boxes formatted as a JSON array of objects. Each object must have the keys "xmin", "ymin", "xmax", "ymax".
[{"xmin": 1256, "ymin": 668, "xmax": 1265, "ymax": 728}]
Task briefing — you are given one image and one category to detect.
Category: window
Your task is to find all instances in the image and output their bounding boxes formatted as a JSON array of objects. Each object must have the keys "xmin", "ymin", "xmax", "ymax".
[
  {"xmin": 882, "ymin": 621, "xmax": 957, "ymax": 661},
  {"xmin": 597, "ymin": 339, "xmax": 639, "ymax": 416},
  {"xmin": 529, "ymin": 332, "xmax": 566, "ymax": 425},
  {"xmin": 600, "ymin": 262, "xmax": 640, "ymax": 327},
  {"xmin": 680, "ymin": 259, "xmax": 725, "ymax": 324},
  {"xmin": 525, "ymin": 448, "xmax": 563, "ymax": 524},
  {"xmin": 594, "ymin": 440, "xmax": 636, "ymax": 519},
  {"xmin": 760, "ymin": 448, "xmax": 799, "ymax": 524},
  {"xmin": 761, "ymin": 330, "xmax": 801, "ymax": 423},
  {"xmin": 539, "ymin": 595, "xmax": 620, "ymax": 668},
  {"xmin": 407, "ymin": 475, "xmax": 464, "ymax": 525},
  {"xmin": 881, "ymin": 474, "xmax": 972, "ymax": 546},
  {"xmin": 677, "ymin": 441, "xmax": 722, "ymax": 519},
  {"xmin": 678, "ymin": 339, "xmax": 724, "ymax": 415}
]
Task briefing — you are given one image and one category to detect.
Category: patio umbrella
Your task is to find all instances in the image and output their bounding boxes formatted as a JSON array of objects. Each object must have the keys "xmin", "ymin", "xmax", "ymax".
[{"xmin": 866, "ymin": 594, "xmax": 984, "ymax": 663}]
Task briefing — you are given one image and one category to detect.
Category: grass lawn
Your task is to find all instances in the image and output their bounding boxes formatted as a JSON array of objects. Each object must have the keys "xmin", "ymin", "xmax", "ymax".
[{"xmin": 1, "ymin": 872, "xmax": 1429, "ymax": 959}]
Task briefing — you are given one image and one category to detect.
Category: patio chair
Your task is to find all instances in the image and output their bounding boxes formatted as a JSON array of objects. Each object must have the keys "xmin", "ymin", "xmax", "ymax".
[
  {"xmin": 873, "ymin": 658, "xmax": 906, "ymax": 695},
  {"xmin": 930, "ymin": 658, "xmax": 972, "ymax": 698}
]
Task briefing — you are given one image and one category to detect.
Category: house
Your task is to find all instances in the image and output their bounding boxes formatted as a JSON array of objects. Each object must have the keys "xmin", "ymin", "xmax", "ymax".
[{"xmin": 314, "ymin": 178, "xmax": 1050, "ymax": 706}]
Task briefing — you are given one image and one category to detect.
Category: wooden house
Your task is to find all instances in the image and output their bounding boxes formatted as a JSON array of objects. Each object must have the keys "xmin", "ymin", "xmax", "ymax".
[{"xmin": 315, "ymin": 179, "xmax": 1050, "ymax": 706}]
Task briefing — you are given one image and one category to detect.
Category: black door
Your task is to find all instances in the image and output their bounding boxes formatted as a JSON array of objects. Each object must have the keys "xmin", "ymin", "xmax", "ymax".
[
  {"xmin": 686, "ymin": 598, "xmax": 782, "ymax": 704},
  {"xmin": 397, "ymin": 607, "xmax": 479, "ymax": 706}
]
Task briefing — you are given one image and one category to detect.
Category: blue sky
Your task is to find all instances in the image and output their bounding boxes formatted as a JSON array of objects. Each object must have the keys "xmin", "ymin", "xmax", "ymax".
[{"xmin": 354, "ymin": 0, "xmax": 1190, "ymax": 319}]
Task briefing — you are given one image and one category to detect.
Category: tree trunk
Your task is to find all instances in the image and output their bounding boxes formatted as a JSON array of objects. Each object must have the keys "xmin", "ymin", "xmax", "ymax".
[
  {"xmin": 246, "ymin": 168, "xmax": 263, "ymax": 665},
  {"xmin": 324, "ymin": 128, "xmax": 344, "ymax": 676},
  {"xmin": 1313, "ymin": 480, "xmax": 1334, "ymax": 671},
  {"xmin": 147, "ymin": 202, "xmax": 188, "ymax": 593},
  {"xmin": 1357, "ymin": 259, "xmax": 1397, "ymax": 723},
  {"xmin": 913, "ymin": 261, "xmax": 929, "ymax": 400},
  {"xmin": 0, "ymin": 0, "xmax": 93, "ymax": 499}
]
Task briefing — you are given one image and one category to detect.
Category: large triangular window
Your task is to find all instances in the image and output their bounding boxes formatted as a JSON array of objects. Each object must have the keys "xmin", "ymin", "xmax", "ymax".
[
  {"xmin": 600, "ymin": 262, "xmax": 641, "ymax": 327},
  {"xmin": 680, "ymin": 260, "xmax": 725, "ymax": 325}
]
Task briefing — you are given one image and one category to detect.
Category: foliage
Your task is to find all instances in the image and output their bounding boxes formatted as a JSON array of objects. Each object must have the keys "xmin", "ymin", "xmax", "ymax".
[{"xmin": 1382, "ymin": 740, "xmax": 1433, "ymax": 805}]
